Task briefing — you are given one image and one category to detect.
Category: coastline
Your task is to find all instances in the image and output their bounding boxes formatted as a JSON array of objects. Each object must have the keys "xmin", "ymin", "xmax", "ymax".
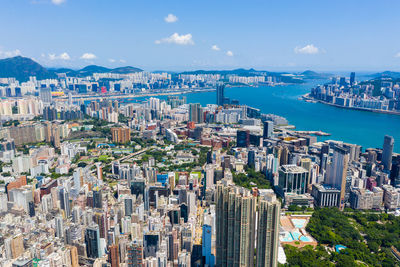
[
  {"xmin": 302, "ymin": 93, "xmax": 400, "ymax": 116},
  {"xmin": 54, "ymin": 88, "xmax": 217, "ymax": 102},
  {"xmin": 53, "ymin": 82, "xmax": 298, "ymax": 102}
]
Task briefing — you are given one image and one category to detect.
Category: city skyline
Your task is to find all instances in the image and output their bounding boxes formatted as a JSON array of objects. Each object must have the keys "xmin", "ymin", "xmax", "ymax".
[
  {"xmin": 2, "ymin": 1, "xmax": 400, "ymax": 266},
  {"xmin": 1, "ymin": 0, "xmax": 400, "ymax": 71}
]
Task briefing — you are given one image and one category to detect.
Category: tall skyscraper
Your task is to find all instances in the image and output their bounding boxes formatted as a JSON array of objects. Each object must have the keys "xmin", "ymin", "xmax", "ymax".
[
  {"xmin": 256, "ymin": 193, "xmax": 280, "ymax": 267},
  {"xmin": 96, "ymin": 162, "xmax": 103, "ymax": 181},
  {"xmin": 350, "ymin": 72, "xmax": 356, "ymax": 86},
  {"xmin": 390, "ymin": 156, "xmax": 400, "ymax": 187},
  {"xmin": 67, "ymin": 245, "xmax": 79, "ymax": 267},
  {"xmin": 189, "ymin": 103, "xmax": 203, "ymax": 123},
  {"xmin": 40, "ymin": 87, "xmax": 52, "ymax": 104},
  {"xmin": 93, "ymin": 187, "xmax": 103, "ymax": 209},
  {"xmin": 59, "ymin": 187, "xmax": 70, "ymax": 218},
  {"xmin": 216, "ymin": 83, "xmax": 225, "ymax": 106},
  {"xmin": 248, "ymin": 150, "xmax": 256, "ymax": 168},
  {"xmin": 127, "ymin": 241, "xmax": 144, "ymax": 266},
  {"xmin": 216, "ymin": 182, "xmax": 256, "ymax": 267},
  {"xmin": 51, "ymin": 125, "xmax": 61, "ymax": 148},
  {"xmin": 263, "ymin": 121, "xmax": 274, "ymax": 139},
  {"xmin": 124, "ymin": 197, "xmax": 133, "ymax": 216},
  {"xmin": 382, "ymin": 135, "xmax": 394, "ymax": 172},
  {"xmin": 85, "ymin": 224, "xmax": 101, "ymax": 259},
  {"xmin": 236, "ymin": 129, "xmax": 250, "ymax": 147},
  {"xmin": 202, "ymin": 224, "xmax": 214, "ymax": 267},
  {"xmin": 325, "ymin": 146, "xmax": 349, "ymax": 210},
  {"xmin": 68, "ymin": 92, "xmax": 73, "ymax": 106},
  {"xmin": 339, "ymin": 77, "xmax": 347, "ymax": 87},
  {"xmin": 55, "ymin": 215, "xmax": 64, "ymax": 239},
  {"xmin": 108, "ymin": 244, "xmax": 120, "ymax": 267},
  {"xmin": 111, "ymin": 127, "xmax": 131, "ymax": 143}
]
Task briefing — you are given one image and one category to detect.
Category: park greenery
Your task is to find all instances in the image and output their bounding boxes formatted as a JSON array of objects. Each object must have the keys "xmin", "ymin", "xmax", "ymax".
[
  {"xmin": 232, "ymin": 166, "xmax": 271, "ymax": 189},
  {"xmin": 283, "ymin": 207, "xmax": 398, "ymax": 267}
]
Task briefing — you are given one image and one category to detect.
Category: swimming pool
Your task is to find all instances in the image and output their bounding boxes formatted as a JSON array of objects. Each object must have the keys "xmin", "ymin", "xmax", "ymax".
[
  {"xmin": 291, "ymin": 231, "xmax": 301, "ymax": 240},
  {"xmin": 300, "ymin": 235, "xmax": 311, "ymax": 242},
  {"xmin": 280, "ymin": 232, "xmax": 294, "ymax": 242},
  {"xmin": 291, "ymin": 219, "xmax": 307, "ymax": 228}
]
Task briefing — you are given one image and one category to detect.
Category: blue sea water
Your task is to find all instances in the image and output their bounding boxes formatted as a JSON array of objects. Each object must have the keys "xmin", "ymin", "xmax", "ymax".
[{"xmin": 129, "ymin": 80, "xmax": 400, "ymax": 152}]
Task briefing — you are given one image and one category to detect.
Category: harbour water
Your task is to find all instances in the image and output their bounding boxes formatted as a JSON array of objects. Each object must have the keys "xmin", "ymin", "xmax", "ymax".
[{"xmin": 133, "ymin": 80, "xmax": 400, "ymax": 152}]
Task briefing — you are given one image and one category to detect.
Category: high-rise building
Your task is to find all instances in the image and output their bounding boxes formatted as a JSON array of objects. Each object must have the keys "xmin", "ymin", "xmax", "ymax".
[
  {"xmin": 325, "ymin": 146, "xmax": 349, "ymax": 210},
  {"xmin": 96, "ymin": 162, "xmax": 103, "ymax": 181},
  {"xmin": 202, "ymin": 224, "xmax": 214, "ymax": 267},
  {"xmin": 85, "ymin": 224, "xmax": 101, "ymax": 259},
  {"xmin": 124, "ymin": 196, "xmax": 133, "ymax": 216},
  {"xmin": 189, "ymin": 103, "xmax": 203, "ymax": 123},
  {"xmin": 59, "ymin": 187, "xmax": 70, "ymax": 218},
  {"xmin": 51, "ymin": 125, "xmax": 61, "ymax": 148},
  {"xmin": 216, "ymin": 182, "xmax": 256, "ymax": 267},
  {"xmin": 127, "ymin": 241, "xmax": 144, "ymax": 266},
  {"xmin": 93, "ymin": 187, "xmax": 103, "ymax": 209},
  {"xmin": 55, "ymin": 215, "xmax": 64, "ymax": 239},
  {"xmin": 382, "ymin": 135, "xmax": 394, "ymax": 172},
  {"xmin": 40, "ymin": 88, "xmax": 52, "ymax": 104},
  {"xmin": 263, "ymin": 121, "xmax": 274, "ymax": 139},
  {"xmin": 8, "ymin": 234, "xmax": 24, "ymax": 259},
  {"xmin": 236, "ymin": 129, "xmax": 250, "ymax": 147},
  {"xmin": 277, "ymin": 165, "xmax": 309, "ymax": 198},
  {"xmin": 204, "ymin": 164, "xmax": 215, "ymax": 189},
  {"xmin": 167, "ymin": 96, "xmax": 186, "ymax": 108},
  {"xmin": 108, "ymin": 244, "xmax": 120, "ymax": 267},
  {"xmin": 390, "ymin": 156, "xmax": 400, "ymax": 187},
  {"xmin": 311, "ymin": 184, "xmax": 341, "ymax": 207},
  {"xmin": 248, "ymin": 150, "xmax": 256, "ymax": 168},
  {"xmin": 216, "ymin": 83, "xmax": 225, "ymax": 106},
  {"xmin": 28, "ymin": 201, "xmax": 35, "ymax": 217},
  {"xmin": 68, "ymin": 92, "xmax": 73, "ymax": 106},
  {"xmin": 68, "ymin": 245, "xmax": 79, "ymax": 267},
  {"xmin": 350, "ymin": 72, "xmax": 356, "ymax": 86},
  {"xmin": 111, "ymin": 127, "xmax": 131, "ymax": 143},
  {"xmin": 339, "ymin": 77, "xmax": 347, "ymax": 87},
  {"xmin": 256, "ymin": 193, "xmax": 280, "ymax": 267}
]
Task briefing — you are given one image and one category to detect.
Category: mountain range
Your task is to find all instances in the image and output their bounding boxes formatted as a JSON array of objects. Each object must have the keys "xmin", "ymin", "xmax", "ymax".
[
  {"xmin": 367, "ymin": 71, "xmax": 400, "ymax": 79},
  {"xmin": 0, "ymin": 56, "xmax": 331, "ymax": 83},
  {"xmin": 51, "ymin": 65, "xmax": 143, "ymax": 77},
  {"xmin": 0, "ymin": 56, "xmax": 143, "ymax": 82},
  {"xmin": 0, "ymin": 56, "xmax": 57, "ymax": 82},
  {"xmin": 298, "ymin": 70, "xmax": 333, "ymax": 79}
]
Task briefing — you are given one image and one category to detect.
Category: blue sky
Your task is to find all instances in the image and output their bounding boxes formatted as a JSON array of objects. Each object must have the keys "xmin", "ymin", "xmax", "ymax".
[{"xmin": 1, "ymin": 0, "xmax": 400, "ymax": 71}]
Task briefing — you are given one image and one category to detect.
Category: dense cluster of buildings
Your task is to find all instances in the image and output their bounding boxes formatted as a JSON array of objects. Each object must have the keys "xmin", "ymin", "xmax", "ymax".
[
  {"xmin": 0, "ymin": 69, "xmax": 284, "ymax": 105},
  {"xmin": 309, "ymin": 73, "xmax": 400, "ymax": 113},
  {"xmin": 0, "ymin": 70, "xmax": 399, "ymax": 267}
]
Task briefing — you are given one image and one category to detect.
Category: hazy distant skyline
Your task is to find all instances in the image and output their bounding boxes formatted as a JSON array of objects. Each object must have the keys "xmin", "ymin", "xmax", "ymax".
[{"xmin": 2, "ymin": 0, "xmax": 400, "ymax": 71}]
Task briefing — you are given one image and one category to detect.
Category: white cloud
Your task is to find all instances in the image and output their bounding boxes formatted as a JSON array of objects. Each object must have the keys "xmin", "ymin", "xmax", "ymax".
[
  {"xmin": 109, "ymin": 59, "xmax": 116, "ymax": 63},
  {"xmin": 0, "ymin": 48, "xmax": 21, "ymax": 58},
  {"xmin": 226, "ymin": 50, "xmax": 234, "ymax": 57},
  {"xmin": 155, "ymin": 33, "xmax": 194, "ymax": 45},
  {"xmin": 211, "ymin": 45, "xmax": 220, "ymax": 51},
  {"xmin": 48, "ymin": 54, "xmax": 57, "ymax": 60},
  {"xmin": 51, "ymin": 0, "xmax": 66, "ymax": 5},
  {"xmin": 395, "ymin": 52, "xmax": 400, "ymax": 58},
  {"xmin": 164, "ymin": 14, "xmax": 178, "ymax": 23},
  {"xmin": 48, "ymin": 52, "xmax": 70, "ymax": 60},
  {"xmin": 59, "ymin": 52, "xmax": 70, "ymax": 60},
  {"xmin": 294, "ymin": 44, "xmax": 320, "ymax": 54},
  {"xmin": 119, "ymin": 59, "xmax": 126, "ymax": 63},
  {"xmin": 80, "ymin": 53, "xmax": 97, "ymax": 60}
]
